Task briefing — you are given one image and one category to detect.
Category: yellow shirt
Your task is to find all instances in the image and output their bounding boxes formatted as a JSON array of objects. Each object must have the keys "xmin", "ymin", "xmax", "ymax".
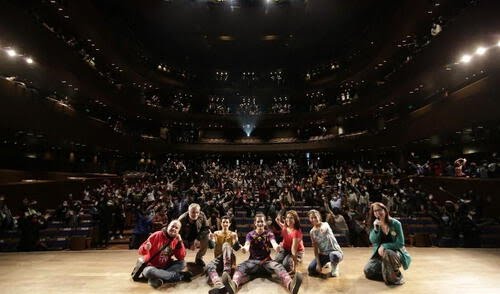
[{"xmin": 214, "ymin": 230, "xmax": 235, "ymax": 257}]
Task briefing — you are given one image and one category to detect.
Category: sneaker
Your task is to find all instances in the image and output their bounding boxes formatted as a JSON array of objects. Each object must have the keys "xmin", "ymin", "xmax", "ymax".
[
  {"xmin": 222, "ymin": 272, "xmax": 237, "ymax": 294},
  {"xmin": 180, "ymin": 271, "xmax": 194, "ymax": 282},
  {"xmin": 208, "ymin": 285, "xmax": 227, "ymax": 294},
  {"xmin": 195, "ymin": 258, "xmax": 206, "ymax": 267},
  {"xmin": 148, "ymin": 278, "xmax": 164, "ymax": 289},
  {"xmin": 392, "ymin": 277, "xmax": 405, "ymax": 285},
  {"xmin": 288, "ymin": 272, "xmax": 303, "ymax": 294},
  {"xmin": 385, "ymin": 271, "xmax": 405, "ymax": 285},
  {"xmin": 331, "ymin": 264, "xmax": 339, "ymax": 277}
]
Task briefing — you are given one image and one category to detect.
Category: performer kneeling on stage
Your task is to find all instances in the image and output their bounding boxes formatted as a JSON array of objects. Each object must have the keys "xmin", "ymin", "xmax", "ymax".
[
  {"xmin": 222, "ymin": 212, "xmax": 303, "ymax": 294},
  {"xmin": 307, "ymin": 209, "xmax": 343, "ymax": 278},
  {"xmin": 138, "ymin": 220, "xmax": 193, "ymax": 289},
  {"xmin": 364, "ymin": 202, "xmax": 411, "ymax": 285}
]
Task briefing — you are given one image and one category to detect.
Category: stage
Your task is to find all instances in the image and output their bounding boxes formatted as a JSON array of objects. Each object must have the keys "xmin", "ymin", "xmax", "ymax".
[{"xmin": 0, "ymin": 248, "xmax": 499, "ymax": 294}]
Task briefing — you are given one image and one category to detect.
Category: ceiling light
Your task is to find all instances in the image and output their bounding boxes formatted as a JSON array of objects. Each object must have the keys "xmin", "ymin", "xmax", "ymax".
[
  {"xmin": 25, "ymin": 57, "xmax": 34, "ymax": 64},
  {"xmin": 475, "ymin": 47, "xmax": 487, "ymax": 55},
  {"xmin": 460, "ymin": 54, "xmax": 472, "ymax": 63},
  {"xmin": 6, "ymin": 49, "xmax": 17, "ymax": 57},
  {"xmin": 219, "ymin": 35, "xmax": 234, "ymax": 41}
]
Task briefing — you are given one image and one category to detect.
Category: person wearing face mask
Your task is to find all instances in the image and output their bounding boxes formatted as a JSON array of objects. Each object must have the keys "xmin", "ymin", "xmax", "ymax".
[
  {"xmin": 363, "ymin": 202, "xmax": 411, "ymax": 285},
  {"xmin": 139, "ymin": 220, "xmax": 193, "ymax": 288}
]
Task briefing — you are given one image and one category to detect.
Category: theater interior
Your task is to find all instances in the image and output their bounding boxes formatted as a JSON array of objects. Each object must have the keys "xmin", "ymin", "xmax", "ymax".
[{"xmin": 0, "ymin": 0, "xmax": 499, "ymax": 293}]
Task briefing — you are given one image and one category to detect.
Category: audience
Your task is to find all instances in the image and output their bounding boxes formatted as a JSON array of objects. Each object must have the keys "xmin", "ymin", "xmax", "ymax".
[{"xmin": 1, "ymin": 155, "xmax": 498, "ymax": 251}]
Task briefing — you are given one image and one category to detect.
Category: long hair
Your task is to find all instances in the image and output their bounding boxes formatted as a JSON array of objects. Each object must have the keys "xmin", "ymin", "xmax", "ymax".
[
  {"xmin": 367, "ymin": 202, "xmax": 390, "ymax": 229},
  {"xmin": 307, "ymin": 209, "xmax": 322, "ymax": 222},
  {"xmin": 286, "ymin": 210, "xmax": 301, "ymax": 230}
]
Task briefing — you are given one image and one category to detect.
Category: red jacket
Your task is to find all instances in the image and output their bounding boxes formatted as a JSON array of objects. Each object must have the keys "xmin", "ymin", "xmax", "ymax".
[{"xmin": 138, "ymin": 230, "xmax": 186, "ymax": 268}]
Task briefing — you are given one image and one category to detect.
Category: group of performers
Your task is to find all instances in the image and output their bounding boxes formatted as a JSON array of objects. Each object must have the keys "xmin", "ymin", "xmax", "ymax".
[{"xmin": 136, "ymin": 202, "xmax": 412, "ymax": 293}]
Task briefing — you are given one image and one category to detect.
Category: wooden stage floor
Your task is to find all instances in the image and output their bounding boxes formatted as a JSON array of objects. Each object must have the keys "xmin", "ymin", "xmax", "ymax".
[{"xmin": 1, "ymin": 248, "xmax": 499, "ymax": 294}]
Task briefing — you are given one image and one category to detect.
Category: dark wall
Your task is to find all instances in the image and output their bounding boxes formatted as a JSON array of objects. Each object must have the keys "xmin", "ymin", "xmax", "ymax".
[{"xmin": 0, "ymin": 176, "xmax": 121, "ymax": 213}]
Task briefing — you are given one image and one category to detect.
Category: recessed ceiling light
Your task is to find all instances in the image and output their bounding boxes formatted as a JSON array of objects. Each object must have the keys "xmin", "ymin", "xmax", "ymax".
[
  {"xmin": 219, "ymin": 35, "xmax": 234, "ymax": 41},
  {"xmin": 263, "ymin": 35, "xmax": 278, "ymax": 41}
]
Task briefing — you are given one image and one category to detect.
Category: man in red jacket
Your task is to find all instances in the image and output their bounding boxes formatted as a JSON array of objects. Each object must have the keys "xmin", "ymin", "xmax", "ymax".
[{"xmin": 139, "ymin": 219, "xmax": 193, "ymax": 288}]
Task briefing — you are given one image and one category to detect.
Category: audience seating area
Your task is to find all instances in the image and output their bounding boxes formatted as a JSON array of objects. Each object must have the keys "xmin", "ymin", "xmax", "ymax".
[
  {"xmin": 2, "ymin": 208, "xmax": 499, "ymax": 252},
  {"xmin": 0, "ymin": 207, "xmax": 95, "ymax": 252}
]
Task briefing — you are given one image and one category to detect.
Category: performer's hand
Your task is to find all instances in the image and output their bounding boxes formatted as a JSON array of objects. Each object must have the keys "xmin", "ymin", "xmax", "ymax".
[
  {"xmin": 145, "ymin": 241, "xmax": 152, "ymax": 251},
  {"xmin": 194, "ymin": 240, "xmax": 200, "ymax": 249},
  {"xmin": 275, "ymin": 244, "xmax": 282, "ymax": 253},
  {"xmin": 316, "ymin": 263, "xmax": 322, "ymax": 273},
  {"xmin": 373, "ymin": 219, "xmax": 381, "ymax": 231},
  {"xmin": 378, "ymin": 245, "xmax": 385, "ymax": 257},
  {"xmin": 176, "ymin": 234, "xmax": 182, "ymax": 242},
  {"xmin": 241, "ymin": 247, "xmax": 247, "ymax": 254}
]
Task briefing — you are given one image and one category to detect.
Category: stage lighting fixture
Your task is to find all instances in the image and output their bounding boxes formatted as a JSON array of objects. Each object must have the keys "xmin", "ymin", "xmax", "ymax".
[
  {"xmin": 25, "ymin": 57, "xmax": 34, "ymax": 64},
  {"xmin": 243, "ymin": 123, "xmax": 254, "ymax": 137},
  {"xmin": 6, "ymin": 49, "xmax": 17, "ymax": 57},
  {"xmin": 460, "ymin": 54, "xmax": 472, "ymax": 63},
  {"xmin": 475, "ymin": 47, "xmax": 486, "ymax": 55}
]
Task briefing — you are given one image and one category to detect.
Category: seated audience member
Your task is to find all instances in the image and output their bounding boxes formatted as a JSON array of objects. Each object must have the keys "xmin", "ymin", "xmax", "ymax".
[{"xmin": 0, "ymin": 195, "xmax": 14, "ymax": 232}]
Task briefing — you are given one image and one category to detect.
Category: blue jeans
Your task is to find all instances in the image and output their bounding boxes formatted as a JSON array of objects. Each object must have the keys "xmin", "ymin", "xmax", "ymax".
[
  {"xmin": 274, "ymin": 249, "xmax": 304, "ymax": 272},
  {"xmin": 308, "ymin": 251, "xmax": 343, "ymax": 275},
  {"xmin": 143, "ymin": 260, "xmax": 186, "ymax": 282}
]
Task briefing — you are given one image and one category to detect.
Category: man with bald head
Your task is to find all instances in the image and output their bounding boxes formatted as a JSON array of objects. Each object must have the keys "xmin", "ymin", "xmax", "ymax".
[{"xmin": 139, "ymin": 220, "xmax": 193, "ymax": 288}]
